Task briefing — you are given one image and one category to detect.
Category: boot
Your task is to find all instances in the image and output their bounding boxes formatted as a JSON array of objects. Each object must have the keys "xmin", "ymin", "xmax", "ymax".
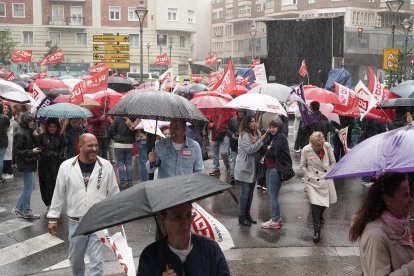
[
  {"xmin": 246, "ymin": 214, "xmax": 257, "ymax": 224},
  {"xmin": 238, "ymin": 216, "xmax": 251, "ymax": 227},
  {"xmin": 313, "ymin": 224, "xmax": 321, "ymax": 243}
]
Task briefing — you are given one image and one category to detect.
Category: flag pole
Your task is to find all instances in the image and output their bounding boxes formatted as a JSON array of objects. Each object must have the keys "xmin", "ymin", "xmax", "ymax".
[{"xmin": 306, "ymin": 73, "xmax": 310, "ymax": 85}]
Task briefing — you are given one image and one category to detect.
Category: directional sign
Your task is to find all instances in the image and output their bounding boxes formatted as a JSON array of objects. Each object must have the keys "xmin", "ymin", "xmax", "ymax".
[
  {"xmin": 93, "ymin": 35, "xmax": 129, "ymax": 42},
  {"xmin": 383, "ymin": 48, "xmax": 399, "ymax": 71},
  {"xmin": 93, "ymin": 53, "xmax": 130, "ymax": 60},
  {"xmin": 94, "ymin": 62, "xmax": 130, "ymax": 69},
  {"xmin": 93, "ymin": 44, "xmax": 130, "ymax": 51}
]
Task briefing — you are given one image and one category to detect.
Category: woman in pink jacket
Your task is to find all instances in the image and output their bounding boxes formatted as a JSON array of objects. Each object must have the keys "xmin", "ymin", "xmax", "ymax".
[{"xmin": 349, "ymin": 172, "xmax": 414, "ymax": 275}]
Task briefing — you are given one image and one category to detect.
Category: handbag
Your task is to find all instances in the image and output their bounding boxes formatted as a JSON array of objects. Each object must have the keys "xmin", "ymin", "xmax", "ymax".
[{"xmin": 279, "ymin": 168, "xmax": 295, "ymax": 181}]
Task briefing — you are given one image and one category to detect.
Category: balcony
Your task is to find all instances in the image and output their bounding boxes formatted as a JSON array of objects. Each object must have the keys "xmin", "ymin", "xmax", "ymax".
[
  {"xmin": 49, "ymin": 16, "xmax": 66, "ymax": 26},
  {"xmin": 48, "ymin": 16, "xmax": 85, "ymax": 27},
  {"xmin": 67, "ymin": 16, "xmax": 84, "ymax": 26}
]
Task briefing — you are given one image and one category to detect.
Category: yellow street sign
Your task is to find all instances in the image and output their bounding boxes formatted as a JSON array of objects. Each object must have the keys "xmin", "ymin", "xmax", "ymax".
[
  {"xmin": 93, "ymin": 44, "xmax": 130, "ymax": 51},
  {"xmin": 383, "ymin": 48, "xmax": 399, "ymax": 71},
  {"xmin": 93, "ymin": 53, "xmax": 130, "ymax": 60},
  {"xmin": 94, "ymin": 62, "xmax": 130, "ymax": 69},
  {"xmin": 93, "ymin": 35, "xmax": 129, "ymax": 42}
]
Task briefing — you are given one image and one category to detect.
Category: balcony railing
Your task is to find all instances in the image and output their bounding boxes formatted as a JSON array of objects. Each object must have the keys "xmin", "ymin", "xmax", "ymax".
[
  {"xmin": 67, "ymin": 16, "xmax": 84, "ymax": 26},
  {"xmin": 48, "ymin": 16, "xmax": 84, "ymax": 26}
]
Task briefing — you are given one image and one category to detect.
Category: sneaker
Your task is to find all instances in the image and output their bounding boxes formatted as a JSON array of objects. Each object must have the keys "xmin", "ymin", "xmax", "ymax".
[
  {"xmin": 22, "ymin": 211, "xmax": 40, "ymax": 220},
  {"xmin": 209, "ymin": 169, "xmax": 221, "ymax": 176},
  {"xmin": 261, "ymin": 218, "xmax": 283, "ymax": 229},
  {"xmin": 11, "ymin": 208, "xmax": 23, "ymax": 218},
  {"xmin": 261, "ymin": 186, "xmax": 267, "ymax": 191},
  {"xmin": 363, "ymin": 182, "xmax": 374, "ymax": 187},
  {"xmin": 3, "ymin": 174, "xmax": 14, "ymax": 180}
]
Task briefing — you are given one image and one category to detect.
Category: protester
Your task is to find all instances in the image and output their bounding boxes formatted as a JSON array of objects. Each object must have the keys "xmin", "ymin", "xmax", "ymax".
[
  {"xmin": 208, "ymin": 116, "xmax": 230, "ymax": 176},
  {"xmin": 330, "ymin": 116, "xmax": 354, "ymax": 162},
  {"xmin": 147, "ymin": 118, "xmax": 204, "ymax": 179},
  {"xmin": 227, "ymin": 109, "xmax": 246, "ymax": 184},
  {"xmin": 12, "ymin": 112, "xmax": 41, "ymax": 219},
  {"xmin": 87, "ymin": 107, "xmax": 111, "ymax": 159},
  {"xmin": 65, "ymin": 118, "xmax": 88, "ymax": 159},
  {"xmin": 349, "ymin": 172, "xmax": 414, "ymax": 275},
  {"xmin": 300, "ymin": 131, "xmax": 337, "ymax": 242},
  {"xmin": 261, "ymin": 119, "xmax": 292, "ymax": 230},
  {"xmin": 47, "ymin": 133, "xmax": 119, "ymax": 276},
  {"xmin": 161, "ymin": 126, "xmax": 170, "ymax": 138},
  {"xmin": 2, "ymin": 103, "xmax": 17, "ymax": 180},
  {"xmin": 307, "ymin": 101, "xmax": 330, "ymax": 141},
  {"xmin": 235, "ymin": 115, "xmax": 266, "ymax": 227},
  {"xmin": 292, "ymin": 104, "xmax": 302, "ymax": 153},
  {"xmin": 0, "ymin": 103, "xmax": 10, "ymax": 184},
  {"xmin": 137, "ymin": 202, "xmax": 231, "ymax": 275},
  {"xmin": 136, "ymin": 127, "xmax": 150, "ymax": 182},
  {"xmin": 37, "ymin": 118, "xmax": 65, "ymax": 210}
]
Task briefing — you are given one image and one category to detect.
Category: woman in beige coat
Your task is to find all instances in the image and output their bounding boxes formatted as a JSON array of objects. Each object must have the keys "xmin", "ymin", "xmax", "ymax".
[
  {"xmin": 300, "ymin": 131, "xmax": 337, "ymax": 242},
  {"xmin": 350, "ymin": 172, "xmax": 414, "ymax": 275}
]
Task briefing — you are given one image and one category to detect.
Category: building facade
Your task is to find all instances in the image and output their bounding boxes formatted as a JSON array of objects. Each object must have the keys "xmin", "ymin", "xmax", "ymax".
[
  {"xmin": 0, "ymin": 0, "xmax": 211, "ymax": 76},
  {"xmin": 211, "ymin": 0, "xmax": 414, "ymax": 85}
]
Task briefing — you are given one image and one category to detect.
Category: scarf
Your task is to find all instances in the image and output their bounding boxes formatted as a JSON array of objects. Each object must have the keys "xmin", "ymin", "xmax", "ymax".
[{"xmin": 381, "ymin": 211, "xmax": 412, "ymax": 246}]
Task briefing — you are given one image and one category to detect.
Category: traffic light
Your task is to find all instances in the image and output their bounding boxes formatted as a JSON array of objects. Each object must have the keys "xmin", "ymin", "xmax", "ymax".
[{"xmin": 357, "ymin": 27, "xmax": 363, "ymax": 38}]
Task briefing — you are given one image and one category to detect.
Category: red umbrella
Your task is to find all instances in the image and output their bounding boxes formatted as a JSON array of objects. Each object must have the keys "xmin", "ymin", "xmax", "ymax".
[
  {"xmin": 304, "ymin": 85, "xmax": 341, "ymax": 105},
  {"xmin": 53, "ymin": 94, "xmax": 70, "ymax": 103},
  {"xmin": 229, "ymin": 85, "xmax": 248, "ymax": 97},
  {"xmin": 33, "ymin": 78, "xmax": 69, "ymax": 91},
  {"xmin": 190, "ymin": 95, "xmax": 235, "ymax": 124},
  {"xmin": 85, "ymin": 90, "xmax": 123, "ymax": 109},
  {"xmin": 192, "ymin": 91, "xmax": 233, "ymax": 101}
]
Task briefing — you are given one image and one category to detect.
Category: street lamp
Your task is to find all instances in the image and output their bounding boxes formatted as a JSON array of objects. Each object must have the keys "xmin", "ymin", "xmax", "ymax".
[
  {"xmin": 158, "ymin": 35, "xmax": 164, "ymax": 54},
  {"xmin": 249, "ymin": 25, "xmax": 257, "ymax": 60},
  {"xmin": 386, "ymin": 0, "xmax": 405, "ymax": 48},
  {"xmin": 135, "ymin": 1, "xmax": 148, "ymax": 83},
  {"xmin": 146, "ymin": 42, "xmax": 151, "ymax": 73},
  {"xmin": 402, "ymin": 17, "xmax": 413, "ymax": 76},
  {"xmin": 217, "ymin": 58, "xmax": 222, "ymax": 71},
  {"xmin": 187, "ymin": 58, "xmax": 193, "ymax": 75},
  {"xmin": 168, "ymin": 37, "xmax": 173, "ymax": 68}
]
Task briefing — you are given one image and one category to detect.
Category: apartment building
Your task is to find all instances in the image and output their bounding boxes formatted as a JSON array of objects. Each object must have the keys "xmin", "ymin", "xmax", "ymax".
[
  {"xmin": 211, "ymin": 0, "xmax": 414, "ymax": 83},
  {"xmin": 0, "ymin": 0, "xmax": 211, "ymax": 76}
]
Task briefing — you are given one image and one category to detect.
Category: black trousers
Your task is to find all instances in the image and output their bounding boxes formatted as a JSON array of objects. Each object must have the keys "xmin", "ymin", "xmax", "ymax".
[
  {"xmin": 2, "ymin": 160, "xmax": 12, "ymax": 174},
  {"xmin": 311, "ymin": 204, "xmax": 326, "ymax": 226}
]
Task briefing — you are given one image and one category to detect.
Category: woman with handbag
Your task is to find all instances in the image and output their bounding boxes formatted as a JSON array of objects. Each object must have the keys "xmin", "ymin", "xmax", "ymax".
[
  {"xmin": 300, "ymin": 131, "xmax": 337, "ymax": 242},
  {"xmin": 235, "ymin": 115, "xmax": 266, "ymax": 226},
  {"xmin": 261, "ymin": 119, "xmax": 292, "ymax": 230}
]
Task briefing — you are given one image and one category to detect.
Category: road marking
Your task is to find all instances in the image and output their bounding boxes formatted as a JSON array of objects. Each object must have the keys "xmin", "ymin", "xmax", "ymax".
[
  {"xmin": 0, "ymin": 233, "xmax": 64, "ymax": 266},
  {"xmin": 43, "ymin": 257, "xmax": 89, "ymax": 271},
  {"xmin": 0, "ymin": 218, "xmax": 32, "ymax": 235},
  {"xmin": 0, "ymin": 207, "xmax": 6, "ymax": 213}
]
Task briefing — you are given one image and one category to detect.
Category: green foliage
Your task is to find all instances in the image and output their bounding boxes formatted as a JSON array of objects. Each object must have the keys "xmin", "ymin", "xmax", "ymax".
[
  {"xmin": 0, "ymin": 29, "xmax": 18, "ymax": 66},
  {"xmin": 385, "ymin": 48, "xmax": 412, "ymax": 88}
]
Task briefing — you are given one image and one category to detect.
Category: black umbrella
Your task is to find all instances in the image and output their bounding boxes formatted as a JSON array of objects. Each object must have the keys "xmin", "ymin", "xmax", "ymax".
[
  {"xmin": 108, "ymin": 90, "xmax": 207, "ymax": 123},
  {"xmin": 108, "ymin": 76, "xmax": 135, "ymax": 85},
  {"xmin": 378, "ymin": 98, "xmax": 414, "ymax": 109},
  {"xmin": 73, "ymin": 173, "xmax": 232, "ymax": 236},
  {"xmin": 175, "ymin": 83, "xmax": 208, "ymax": 94}
]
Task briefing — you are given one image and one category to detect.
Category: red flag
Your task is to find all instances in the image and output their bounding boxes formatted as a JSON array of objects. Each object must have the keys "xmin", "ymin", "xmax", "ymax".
[
  {"xmin": 36, "ymin": 70, "xmax": 47, "ymax": 80},
  {"xmin": 210, "ymin": 59, "xmax": 236, "ymax": 94},
  {"xmin": 11, "ymin": 50, "xmax": 32, "ymax": 63},
  {"xmin": 190, "ymin": 74, "xmax": 204, "ymax": 83},
  {"xmin": 89, "ymin": 63, "xmax": 107, "ymax": 75},
  {"xmin": 154, "ymin": 53, "xmax": 170, "ymax": 66},
  {"xmin": 39, "ymin": 49, "xmax": 65, "ymax": 66},
  {"xmin": 204, "ymin": 55, "xmax": 218, "ymax": 65},
  {"xmin": 82, "ymin": 67, "xmax": 109, "ymax": 94},
  {"xmin": 0, "ymin": 66, "xmax": 8, "ymax": 74},
  {"xmin": 298, "ymin": 59, "xmax": 308, "ymax": 77},
  {"xmin": 4, "ymin": 71, "xmax": 16, "ymax": 81},
  {"xmin": 206, "ymin": 71, "xmax": 222, "ymax": 87},
  {"xmin": 69, "ymin": 81, "xmax": 85, "ymax": 105}
]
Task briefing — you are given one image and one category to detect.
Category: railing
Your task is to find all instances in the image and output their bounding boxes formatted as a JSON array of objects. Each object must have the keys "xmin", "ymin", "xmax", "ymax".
[
  {"xmin": 67, "ymin": 16, "xmax": 84, "ymax": 26},
  {"xmin": 48, "ymin": 16, "xmax": 84, "ymax": 26}
]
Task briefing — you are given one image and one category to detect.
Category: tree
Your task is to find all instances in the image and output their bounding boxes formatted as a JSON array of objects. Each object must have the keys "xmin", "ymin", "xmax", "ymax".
[{"xmin": 0, "ymin": 29, "xmax": 18, "ymax": 66}]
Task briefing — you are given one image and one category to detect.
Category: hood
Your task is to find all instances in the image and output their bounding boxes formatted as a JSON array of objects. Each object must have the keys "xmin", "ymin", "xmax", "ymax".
[{"xmin": 19, "ymin": 112, "xmax": 34, "ymax": 128}]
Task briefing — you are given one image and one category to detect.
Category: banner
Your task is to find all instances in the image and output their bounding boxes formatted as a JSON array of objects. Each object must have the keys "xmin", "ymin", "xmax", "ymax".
[
  {"xmin": 210, "ymin": 58, "xmax": 236, "ymax": 94},
  {"xmin": 30, "ymin": 83, "xmax": 47, "ymax": 103},
  {"xmin": 154, "ymin": 53, "xmax": 170, "ymax": 66},
  {"xmin": 333, "ymin": 82, "xmax": 359, "ymax": 117},
  {"xmin": 11, "ymin": 50, "xmax": 32, "ymax": 63},
  {"xmin": 206, "ymin": 71, "xmax": 221, "ymax": 87},
  {"xmin": 204, "ymin": 54, "xmax": 218, "ymax": 65},
  {"xmin": 69, "ymin": 81, "xmax": 85, "ymax": 105},
  {"xmin": 190, "ymin": 74, "xmax": 204, "ymax": 83},
  {"xmin": 252, "ymin": 63, "xmax": 267, "ymax": 84},
  {"xmin": 338, "ymin": 127, "xmax": 349, "ymax": 154},
  {"xmin": 39, "ymin": 49, "xmax": 65, "ymax": 66},
  {"xmin": 36, "ymin": 70, "xmax": 47, "ymax": 80},
  {"xmin": 288, "ymin": 83, "xmax": 317, "ymax": 126},
  {"xmin": 355, "ymin": 81, "xmax": 377, "ymax": 120},
  {"xmin": 191, "ymin": 203, "xmax": 234, "ymax": 251},
  {"xmin": 250, "ymin": 57, "xmax": 261, "ymax": 69},
  {"xmin": 89, "ymin": 63, "xmax": 108, "ymax": 75},
  {"xmin": 4, "ymin": 71, "xmax": 16, "ymax": 81},
  {"xmin": 0, "ymin": 66, "xmax": 8, "ymax": 74},
  {"xmin": 34, "ymin": 96, "xmax": 55, "ymax": 118},
  {"xmin": 82, "ymin": 67, "xmax": 109, "ymax": 94},
  {"xmin": 298, "ymin": 59, "xmax": 308, "ymax": 77},
  {"xmin": 159, "ymin": 68, "xmax": 173, "ymax": 83},
  {"xmin": 367, "ymin": 65, "xmax": 384, "ymax": 103}
]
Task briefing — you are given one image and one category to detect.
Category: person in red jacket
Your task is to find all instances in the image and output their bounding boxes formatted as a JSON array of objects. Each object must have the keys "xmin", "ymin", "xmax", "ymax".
[{"xmin": 87, "ymin": 107, "xmax": 112, "ymax": 160}]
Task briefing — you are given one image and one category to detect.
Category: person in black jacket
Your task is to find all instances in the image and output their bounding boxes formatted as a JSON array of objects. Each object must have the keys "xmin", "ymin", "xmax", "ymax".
[
  {"xmin": 307, "ymin": 101, "xmax": 330, "ymax": 141},
  {"xmin": 330, "ymin": 115, "xmax": 354, "ymax": 162},
  {"xmin": 0, "ymin": 103, "xmax": 10, "ymax": 183},
  {"xmin": 260, "ymin": 119, "xmax": 292, "ymax": 230},
  {"xmin": 12, "ymin": 112, "xmax": 42, "ymax": 219},
  {"xmin": 226, "ymin": 109, "xmax": 246, "ymax": 184},
  {"xmin": 37, "ymin": 118, "xmax": 65, "ymax": 209}
]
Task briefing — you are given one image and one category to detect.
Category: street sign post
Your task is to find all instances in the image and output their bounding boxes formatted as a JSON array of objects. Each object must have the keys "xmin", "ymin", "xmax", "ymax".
[
  {"xmin": 93, "ymin": 35, "xmax": 129, "ymax": 42},
  {"xmin": 93, "ymin": 53, "xmax": 130, "ymax": 60},
  {"xmin": 93, "ymin": 44, "xmax": 129, "ymax": 51},
  {"xmin": 383, "ymin": 48, "xmax": 399, "ymax": 71},
  {"xmin": 94, "ymin": 62, "xmax": 130, "ymax": 69}
]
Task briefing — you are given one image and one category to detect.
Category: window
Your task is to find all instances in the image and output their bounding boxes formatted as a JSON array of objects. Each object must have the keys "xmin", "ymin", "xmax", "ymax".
[
  {"xmin": 281, "ymin": 0, "xmax": 297, "ymax": 5},
  {"xmin": 352, "ymin": 11, "xmax": 376, "ymax": 27},
  {"xmin": 109, "ymin": 6, "xmax": 120, "ymax": 20},
  {"xmin": 69, "ymin": 6, "xmax": 83, "ymax": 25},
  {"xmin": 157, "ymin": 34, "xmax": 167, "ymax": 46},
  {"xmin": 188, "ymin": 10, "xmax": 195, "ymax": 23},
  {"xmin": 12, "ymin": 3, "xmax": 25, "ymax": 17},
  {"xmin": 368, "ymin": 0, "xmax": 374, "ymax": 2},
  {"xmin": 0, "ymin": 3, "xmax": 5, "ymax": 17},
  {"xmin": 309, "ymin": 0, "xmax": 315, "ymax": 3},
  {"xmin": 128, "ymin": 7, "xmax": 138, "ymax": 21},
  {"xmin": 179, "ymin": 36, "xmax": 185, "ymax": 48},
  {"xmin": 76, "ymin": 33, "xmax": 87, "ymax": 46},
  {"xmin": 51, "ymin": 6, "xmax": 64, "ymax": 24},
  {"xmin": 238, "ymin": 5, "xmax": 251, "ymax": 14},
  {"xmin": 226, "ymin": 7, "xmax": 233, "ymax": 16},
  {"xmin": 130, "ymin": 34, "xmax": 139, "ymax": 47},
  {"xmin": 49, "ymin": 32, "xmax": 61, "ymax": 45},
  {"xmin": 22, "ymin": 31, "xmax": 33, "ymax": 45},
  {"xmin": 225, "ymin": 25, "xmax": 232, "ymax": 35},
  {"xmin": 168, "ymin": 8, "xmax": 178, "ymax": 21},
  {"xmin": 265, "ymin": 0, "xmax": 274, "ymax": 9},
  {"xmin": 256, "ymin": 4, "xmax": 262, "ymax": 12}
]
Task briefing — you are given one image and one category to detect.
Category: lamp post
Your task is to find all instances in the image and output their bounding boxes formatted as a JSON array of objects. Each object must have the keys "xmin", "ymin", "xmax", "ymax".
[
  {"xmin": 402, "ymin": 17, "xmax": 413, "ymax": 77},
  {"xmin": 187, "ymin": 58, "xmax": 192, "ymax": 75},
  {"xmin": 168, "ymin": 37, "xmax": 173, "ymax": 68},
  {"xmin": 216, "ymin": 58, "xmax": 222, "ymax": 72},
  {"xmin": 135, "ymin": 1, "xmax": 148, "ymax": 83},
  {"xmin": 386, "ymin": 0, "xmax": 405, "ymax": 48},
  {"xmin": 158, "ymin": 35, "xmax": 164, "ymax": 54},
  {"xmin": 146, "ymin": 42, "xmax": 150, "ymax": 73},
  {"xmin": 249, "ymin": 24, "xmax": 257, "ymax": 60}
]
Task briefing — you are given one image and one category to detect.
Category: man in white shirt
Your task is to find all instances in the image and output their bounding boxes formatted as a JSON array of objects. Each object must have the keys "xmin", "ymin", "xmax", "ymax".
[{"xmin": 47, "ymin": 133, "xmax": 119, "ymax": 276}]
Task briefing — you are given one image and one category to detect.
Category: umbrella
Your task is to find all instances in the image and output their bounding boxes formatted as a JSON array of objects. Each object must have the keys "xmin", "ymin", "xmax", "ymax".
[
  {"xmin": 248, "ymin": 83, "xmax": 292, "ymax": 102},
  {"xmin": 12, "ymin": 80, "xmax": 30, "ymax": 89},
  {"xmin": 326, "ymin": 124, "xmax": 414, "ymax": 179},
  {"xmin": 37, "ymin": 103, "xmax": 93, "ymax": 118},
  {"xmin": 175, "ymin": 83, "xmax": 208, "ymax": 94},
  {"xmin": 192, "ymin": 91, "xmax": 233, "ymax": 101},
  {"xmin": 61, "ymin": 78, "xmax": 82, "ymax": 90},
  {"xmin": 34, "ymin": 78, "xmax": 69, "ymax": 91},
  {"xmin": 378, "ymin": 98, "xmax": 414, "ymax": 109},
  {"xmin": 304, "ymin": 85, "xmax": 341, "ymax": 105},
  {"xmin": 0, "ymin": 80, "xmax": 38, "ymax": 105},
  {"xmin": 228, "ymin": 85, "xmax": 248, "ymax": 97},
  {"xmin": 390, "ymin": 80, "xmax": 414, "ymax": 98},
  {"xmin": 306, "ymin": 100, "xmax": 340, "ymax": 124},
  {"xmin": 73, "ymin": 173, "xmax": 232, "ymax": 236},
  {"xmin": 109, "ymin": 90, "xmax": 208, "ymax": 123},
  {"xmin": 191, "ymin": 95, "xmax": 235, "ymax": 125},
  {"xmin": 108, "ymin": 76, "xmax": 135, "ymax": 93},
  {"xmin": 225, "ymin": 93, "xmax": 287, "ymax": 116},
  {"xmin": 191, "ymin": 95, "xmax": 230, "ymax": 109},
  {"xmin": 108, "ymin": 76, "xmax": 135, "ymax": 85},
  {"xmin": 84, "ymin": 89, "xmax": 123, "ymax": 109}
]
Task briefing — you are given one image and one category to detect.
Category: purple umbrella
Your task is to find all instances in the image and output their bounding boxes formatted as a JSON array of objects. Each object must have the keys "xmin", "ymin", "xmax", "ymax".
[{"xmin": 326, "ymin": 124, "xmax": 414, "ymax": 179}]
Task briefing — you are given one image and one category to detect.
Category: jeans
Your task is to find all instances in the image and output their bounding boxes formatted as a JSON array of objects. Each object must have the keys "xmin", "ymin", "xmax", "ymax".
[
  {"xmin": 137, "ymin": 140, "xmax": 149, "ymax": 182},
  {"xmin": 97, "ymin": 137, "xmax": 110, "ymax": 159},
  {"xmin": 0, "ymin": 147, "xmax": 6, "ymax": 178},
  {"xmin": 68, "ymin": 219, "xmax": 104, "ymax": 276},
  {"xmin": 230, "ymin": 150, "xmax": 237, "ymax": 177},
  {"xmin": 350, "ymin": 134, "xmax": 360, "ymax": 148},
  {"xmin": 211, "ymin": 137, "xmax": 230, "ymax": 169},
  {"xmin": 114, "ymin": 148, "xmax": 133, "ymax": 183},
  {"xmin": 15, "ymin": 171, "xmax": 36, "ymax": 213},
  {"xmin": 239, "ymin": 181, "xmax": 255, "ymax": 216},
  {"xmin": 266, "ymin": 168, "xmax": 282, "ymax": 221}
]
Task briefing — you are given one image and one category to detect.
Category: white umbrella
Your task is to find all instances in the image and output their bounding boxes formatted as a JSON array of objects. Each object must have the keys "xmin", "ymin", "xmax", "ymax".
[
  {"xmin": 0, "ymin": 80, "xmax": 38, "ymax": 106},
  {"xmin": 225, "ymin": 93, "xmax": 287, "ymax": 116},
  {"xmin": 248, "ymin": 83, "xmax": 292, "ymax": 102}
]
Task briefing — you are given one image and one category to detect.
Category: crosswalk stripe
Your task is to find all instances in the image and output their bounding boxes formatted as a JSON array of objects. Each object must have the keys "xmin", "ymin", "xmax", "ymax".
[
  {"xmin": 0, "ymin": 233, "xmax": 64, "ymax": 267},
  {"xmin": 0, "ymin": 218, "xmax": 32, "ymax": 235},
  {"xmin": 0, "ymin": 207, "xmax": 6, "ymax": 213},
  {"xmin": 43, "ymin": 257, "xmax": 89, "ymax": 271}
]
